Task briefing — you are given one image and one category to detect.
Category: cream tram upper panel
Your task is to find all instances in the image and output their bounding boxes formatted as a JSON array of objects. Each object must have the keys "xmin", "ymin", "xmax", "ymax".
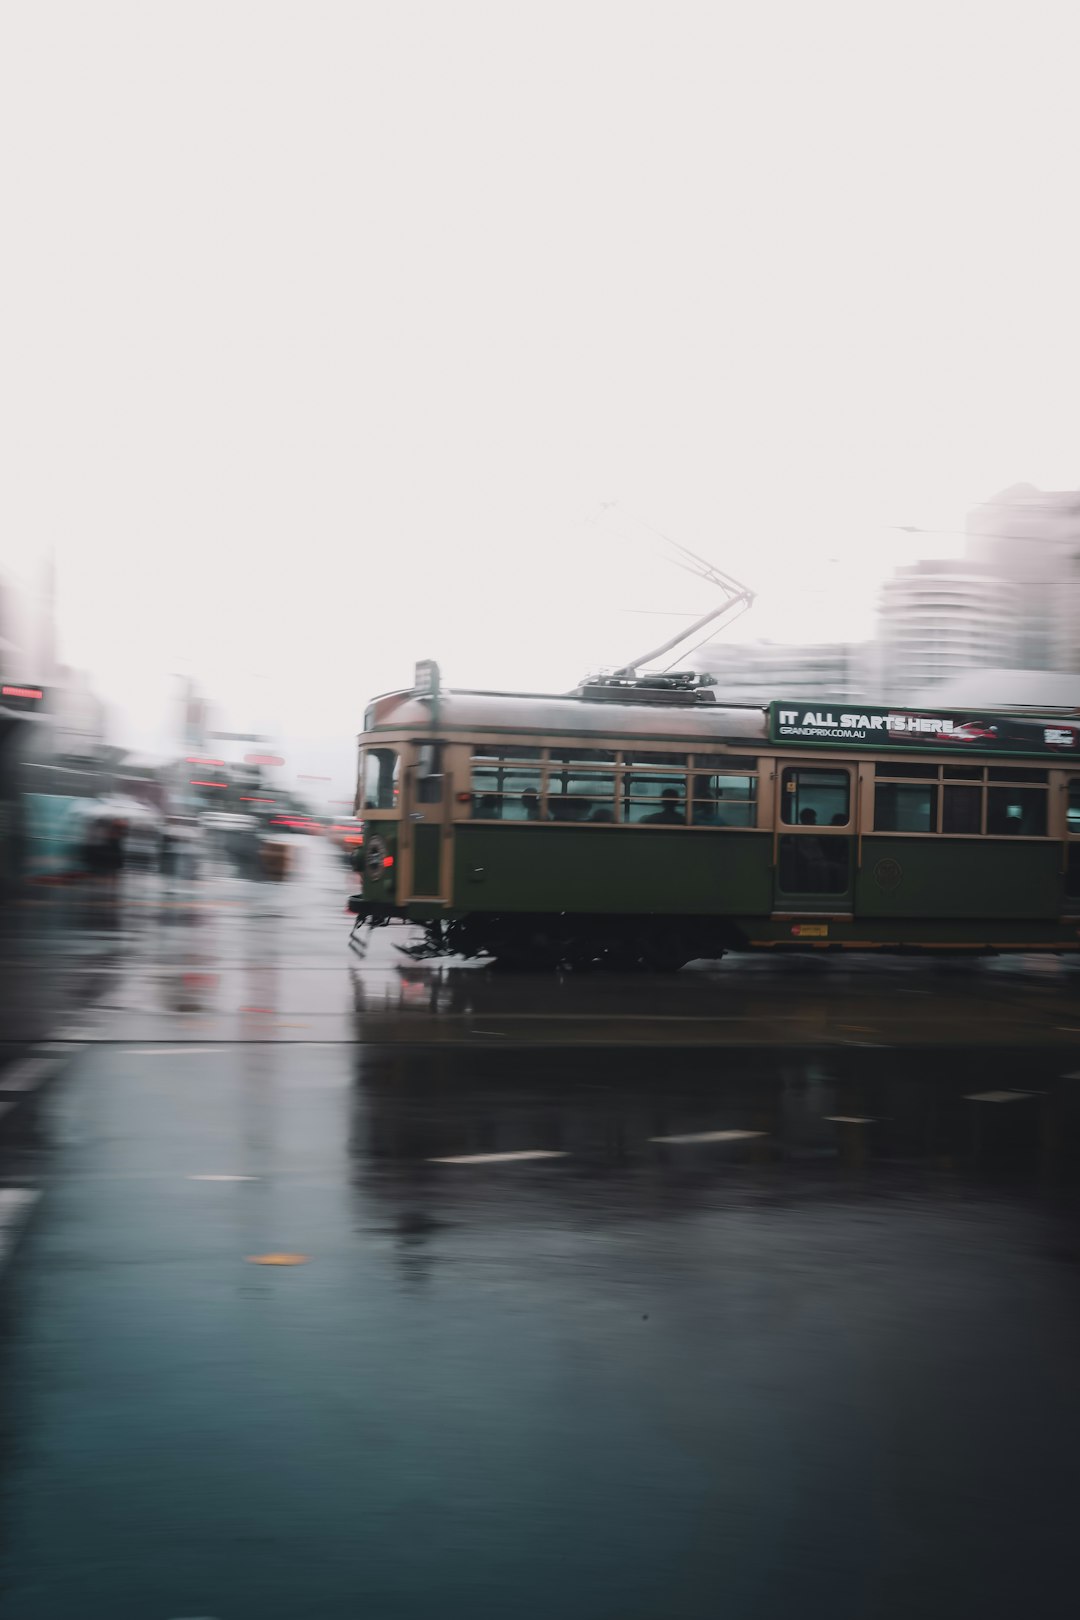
[{"xmin": 361, "ymin": 689, "xmax": 770, "ymax": 745}]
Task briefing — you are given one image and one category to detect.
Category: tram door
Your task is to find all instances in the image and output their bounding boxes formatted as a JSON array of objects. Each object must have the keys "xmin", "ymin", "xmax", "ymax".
[
  {"xmin": 773, "ymin": 764, "xmax": 855, "ymax": 913},
  {"xmin": 399, "ymin": 744, "xmax": 448, "ymax": 903}
]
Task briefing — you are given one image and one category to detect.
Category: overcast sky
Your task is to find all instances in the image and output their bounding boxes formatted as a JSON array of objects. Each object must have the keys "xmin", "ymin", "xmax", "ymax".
[{"xmin": 4, "ymin": 1, "xmax": 1080, "ymax": 800}]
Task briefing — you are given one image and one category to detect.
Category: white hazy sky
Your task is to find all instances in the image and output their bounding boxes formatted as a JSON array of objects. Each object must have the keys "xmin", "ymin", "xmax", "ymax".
[{"xmin": 4, "ymin": 1, "xmax": 1080, "ymax": 799}]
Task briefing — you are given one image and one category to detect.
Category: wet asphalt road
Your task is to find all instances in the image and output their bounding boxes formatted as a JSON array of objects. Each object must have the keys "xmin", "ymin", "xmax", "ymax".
[{"xmin": 3, "ymin": 840, "xmax": 1080, "ymax": 1617}]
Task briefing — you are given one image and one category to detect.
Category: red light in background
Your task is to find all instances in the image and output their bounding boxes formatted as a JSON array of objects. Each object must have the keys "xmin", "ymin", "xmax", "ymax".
[
  {"xmin": 241, "ymin": 796, "xmax": 276, "ymax": 803},
  {"xmin": 2, "ymin": 685, "xmax": 43, "ymax": 700},
  {"xmin": 190, "ymin": 780, "xmax": 227, "ymax": 788},
  {"xmin": 382, "ymin": 855, "xmax": 395, "ymax": 868},
  {"xmin": 186, "ymin": 757, "xmax": 225, "ymax": 766}
]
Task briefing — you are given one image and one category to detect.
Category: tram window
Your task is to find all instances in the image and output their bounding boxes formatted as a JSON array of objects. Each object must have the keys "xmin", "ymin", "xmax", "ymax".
[
  {"xmin": 780, "ymin": 769, "xmax": 850, "ymax": 827},
  {"xmin": 942, "ymin": 785, "xmax": 981, "ymax": 834},
  {"xmin": 988, "ymin": 767, "xmax": 1048, "ymax": 784},
  {"xmin": 547, "ymin": 771, "xmax": 617, "ymax": 822},
  {"xmin": 549, "ymin": 749, "xmax": 617, "ymax": 764},
  {"xmin": 692, "ymin": 754, "xmax": 757, "ymax": 770},
  {"xmin": 1068, "ymin": 783, "xmax": 1080, "ymax": 836},
  {"xmin": 362, "ymin": 749, "xmax": 399, "ymax": 810},
  {"xmin": 987, "ymin": 787, "xmax": 1046, "ymax": 836},
  {"xmin": 470, "ymin": 746, "xmax": 542, "ymax": 762},
  {"xmin": 416, "ymin": 744, "xmax": 443, "ymax": 803},
  {"xmin": 470, "ymin": 766, "xmax": 543, "ymax": 820},
  {"xmin": 943, "ymin": 765, "xmax": 982, "ymax": 781},
  {"xmin": 691, "ymin": 774, "xmax": 756, "ymax": 827},
  {"xmin": 624, "ymin": 752, "xmax": 688, "ymax": 767},
  {"xmin": 624, "ymin": 774, "xmax": 687, "ymax": 825},
  {"xmin": 778, "ymin": 835, "xmax": 850, "ymax": 894},
  {"xmin": 874, "ymin": 784, "xmax": 937, "ymax": 833},
  {"xmin": 875, "ymin": 762, "xmax": 937, "ymax": 780}
]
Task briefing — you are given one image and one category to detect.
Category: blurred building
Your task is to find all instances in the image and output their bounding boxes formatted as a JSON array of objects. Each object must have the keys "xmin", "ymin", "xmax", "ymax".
[
  {"xmin": 694, "ymin": 640, "xmax": 878, "ymax": 704},
  {"xmin": 908, "ymin": 668, "xmax": 1080, "ymax": 711},
  {"xmin": 0, "ymin": 554, "xmax": 109, "ymax": 890},
  {"xmin": 965, "ymin": 483, "xmax": 1080, "ymax": 673},
  {"xmin": 0, "ymin": 557, "xmax": 51, "ymax": 891},
  {"xmin": 876, "ymin": 558, "xmax": 1012, "ymax": 694},
  {"xmin": 873, "ymin": 484, "xmax": 1080, "ymax": 694}
]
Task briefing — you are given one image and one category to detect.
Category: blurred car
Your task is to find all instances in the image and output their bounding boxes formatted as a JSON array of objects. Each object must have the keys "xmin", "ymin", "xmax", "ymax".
[
  {"xmin": 201, "ymin": 811, "xmax": 256, "ymax": 833},
  {"xmin": 327, "ymin": 816, "xmax": 364, "ymax": 858},
  {"xmin": 164, "ymin": 813, "xmax": 202, "ymax": 843},
  {"xmin": 269, "ymin": 814, "xmax": 322, "ymax": 835}
]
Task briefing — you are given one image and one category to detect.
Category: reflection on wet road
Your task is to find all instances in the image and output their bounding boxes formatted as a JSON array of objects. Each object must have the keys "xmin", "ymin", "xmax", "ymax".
[{"xmin": 2, "ymin": 842, "xmax": 1080, "ymax": 1617}]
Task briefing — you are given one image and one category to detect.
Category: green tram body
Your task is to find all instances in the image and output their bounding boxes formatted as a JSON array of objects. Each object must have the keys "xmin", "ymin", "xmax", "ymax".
[{"xmin": 353, "ymin": 684, "xmax": 1080, "ymax": 967}]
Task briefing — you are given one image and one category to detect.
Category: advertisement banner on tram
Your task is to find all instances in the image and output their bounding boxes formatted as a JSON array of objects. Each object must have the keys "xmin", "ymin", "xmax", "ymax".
[{"xmin": 769, "ymin": 702, "xmax": 1080, "ymax": 756}]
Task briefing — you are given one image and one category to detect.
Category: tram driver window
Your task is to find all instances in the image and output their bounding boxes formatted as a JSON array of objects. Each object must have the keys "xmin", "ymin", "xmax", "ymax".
[
  {"xmin": 780, "ymin": 768, "xmax": 849, "ymax": 826},
  {"xmin": 363, "ymin": 748, "xmax": 399, "ymax": 810}
]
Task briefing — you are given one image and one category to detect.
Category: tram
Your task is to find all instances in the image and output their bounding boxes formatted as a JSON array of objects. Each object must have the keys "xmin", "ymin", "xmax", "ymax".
[{"xmin": 350, "ymin": 663, "xmax": 1080, "ymax": 968}]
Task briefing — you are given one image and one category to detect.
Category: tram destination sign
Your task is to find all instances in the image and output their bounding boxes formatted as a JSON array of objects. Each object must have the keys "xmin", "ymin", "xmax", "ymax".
[{"xmin": 768, "ymin": 701, "xmax": 1080, "ymax": 757}]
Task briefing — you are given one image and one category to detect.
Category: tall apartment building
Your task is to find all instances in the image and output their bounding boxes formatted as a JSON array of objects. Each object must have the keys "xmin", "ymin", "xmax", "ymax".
[
  {"xmin": 876, "ymin": 558, "xmax": 1013, "ymax": 694},
  {"xmin": 876, "ymin": 484, "xmax": 1080, "ymax": 693}
]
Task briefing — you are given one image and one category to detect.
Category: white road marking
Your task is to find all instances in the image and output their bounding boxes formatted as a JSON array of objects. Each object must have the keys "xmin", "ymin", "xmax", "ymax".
[
  {"xmin": 125, "ymin": 1047, "xmax": 229, "ymax": 1056},
  {"xmin": 824, "ymin": 1115, "xmax": 876, "ymax": 1124},
  {"xmin": 0, "ymin": 1189, "xmax": 42, "ymax": 1269},
  {"xmin": 429, "ymin": 1150, "xmax": 569, "ymax": 1164},
  {"xmin": 964, "ymin": 1090, "xmax": 1031, "ymax": 1103},
  {"xmin": 650, "ymin": 1129, "xmax": 767, "ymax": 1144},
  {"xmin": 189, "ymin": 1174, "xmax": 258, "ymax": 1182},
  {"xmin": 0, "ymin": 1058, "xmax": 57, "ymax": 1093}
]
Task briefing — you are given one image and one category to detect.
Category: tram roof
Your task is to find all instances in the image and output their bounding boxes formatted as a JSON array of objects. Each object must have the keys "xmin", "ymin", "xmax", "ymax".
[
  {"xmin": 362, "ymin": 688, "xmax": 769, "ymax": 744},
  {"xmin": 362, "ymin": 686, "xmax": 1080, "ymax": 759}
]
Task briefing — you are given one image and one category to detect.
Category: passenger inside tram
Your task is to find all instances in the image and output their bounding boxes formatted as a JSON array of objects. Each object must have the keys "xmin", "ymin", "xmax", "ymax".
[{"xmin": 642, "ymin": 788, "xmax": 685, "ymax": 825}]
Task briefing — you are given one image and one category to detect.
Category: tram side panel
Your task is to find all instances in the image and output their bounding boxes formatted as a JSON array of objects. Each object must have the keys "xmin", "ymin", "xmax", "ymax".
[
  {"xmin": 854, "ymin": 838, "xmax": 1061, "ymax": 922},
  {"xmin": 451, "ymin": 824, "xmax": 774, "ymax": 917}
]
